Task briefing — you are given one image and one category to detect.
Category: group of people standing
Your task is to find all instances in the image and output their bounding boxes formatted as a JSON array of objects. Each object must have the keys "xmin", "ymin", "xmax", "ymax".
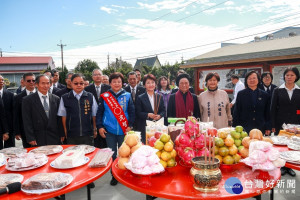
[{"xmin": 0, "ymin": 66, "xmax": 300, "ymax": 182}]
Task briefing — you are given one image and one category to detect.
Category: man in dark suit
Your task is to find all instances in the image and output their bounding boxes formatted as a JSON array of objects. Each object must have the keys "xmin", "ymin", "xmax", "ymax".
[
  {"xmin": 16, "ymin": 78, "xmax": 25, "ymax": 94},
  {"xmin": 55, "ymin": 72, "xmax": 74, "ymax": 98},
  {"xmin": 13, "ymin": 73, "xmax": 37, "ymax": 148},
  {"xmin": 44, "ymin": 70, "xmax": 60, "ymax": 94},
  {"xmin": 22, "ymin": 75, "xmax": 64, "ymax": 146},
  {"xmin": 0, "ymin": 97, "xmax": 9, "ymax": 150},
  {"xmin": 52, "ymin": 69, "xmax": 66, "ymax": 89},
  {"xmin": 85, "ymin": 69, "xmax": 110, "ymax": 148},
  {"xmin": 0, "ymin": 74, "xmax": 15, "ymax": 147},
  {"xmin": 124, "ymin": 71, "xmax": 146, "ymax": 104}
]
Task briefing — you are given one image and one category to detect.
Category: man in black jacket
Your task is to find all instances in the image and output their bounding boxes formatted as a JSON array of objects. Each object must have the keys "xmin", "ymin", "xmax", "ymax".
[
  {"xmin": 55, "ymin": 72, "xmax": 74, "ymax": 98},
  {"xmin": 85, "ymin": 69, "xmax": 110, "ymax": 148},
  {"xmin": 13, "ymin": 73, "xmax": 36, "ymax": 148},
  {"xmin": 124, "ymin": 71, "xmax": 146, "ymax": 104},
  {"xmin": 0, "ymin": 74, "xmax": 15, "ymax": 147},
  {"xmin": 52, "ymin": 69, "xmax": 66, "ymax": 89},
  {"xmin": 22, "ymin": 75, "xmax": 64, "ymax": 146}
]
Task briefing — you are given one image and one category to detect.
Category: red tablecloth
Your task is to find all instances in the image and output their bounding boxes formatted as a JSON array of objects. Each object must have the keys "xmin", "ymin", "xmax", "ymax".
[
  {"xmin": 112, "ymin": 158, "xmax": 280, "ymax": 200},
  {"xmin": 0, "ymin": 145, "xmax": 112, "ymax": 200},
  {"xmin": 273, "ymin": 145, "xmax": 300, "ymax": 171}
]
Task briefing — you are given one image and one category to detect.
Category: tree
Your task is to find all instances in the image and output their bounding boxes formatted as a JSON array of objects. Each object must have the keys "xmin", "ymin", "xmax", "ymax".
[
  {"xmin": 74, "ymin": 59, "xmax": 100, "ymax": 82},
  {"xmin": 102, "ymin": 60, "xmax": 133, "ymax": 83},
  {"xmin": 56, "ymin": 66, "xmax": 69, "ymax": 85}
]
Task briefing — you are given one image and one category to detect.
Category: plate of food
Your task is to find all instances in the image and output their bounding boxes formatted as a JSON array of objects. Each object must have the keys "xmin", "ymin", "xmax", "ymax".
[
  {"xmin": 6, "ymin": 153, "xmax": 48, "ymax": 171},
  {"xmin": 30, "ymin": 145, "xmax": 63, "ymax": 155},
  {"xmin": 0, "ymin": 174, "xmax": 24, "ymax": 188},
  {"xmin": 0, "ymin": 153, "xmax": 6, "ymax": 167},
  {"xmin": 0, "ymin": 147, "xmax": 27, "ymax": 158},
  {"xmin": 21, "ymin": 172, "xmax": 73, "ymax": 194},
  {"xmin": 270, "ymin": 136, "xmax": 290, "ymax": 146},
  {"xmin": 51, "ymin": 149, "xmax": 89, "ymax": 169},
  {"xmin": 63, "ymin": 145, "xmax": 95, "ymax": 155},
  {"xmin": 280, "ymin": 151, "xmax": 300, "ymax": 164}
]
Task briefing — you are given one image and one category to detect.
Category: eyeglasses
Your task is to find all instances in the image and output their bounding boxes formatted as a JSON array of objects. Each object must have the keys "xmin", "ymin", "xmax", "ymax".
[
  {"xmin": 93, "ymin": 74, "xmax": 102, "ymax": 76},
  {"xmin": 73, "ymin": 82, "xmax": 84, "ymax": 85},
  {"xmin": 26, "ymin": 80, "xmax": 35, "ymax": 83}
]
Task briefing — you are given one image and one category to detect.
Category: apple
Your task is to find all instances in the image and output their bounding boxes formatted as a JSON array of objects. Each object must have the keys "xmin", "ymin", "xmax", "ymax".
[
  {"xmin": 232, "ymin": 131, "xmax": 241, "ymax": 139},
  {"xmin": 155, "ymin": 132, "xmax": 162, "ymax": 139},
  {"xmin": 235, "ymin": 126, "xmax": 243, "ymax": 133},
  {"xmin": 149, "ymin": 136, "xmax": 157, "ymax": 147}
]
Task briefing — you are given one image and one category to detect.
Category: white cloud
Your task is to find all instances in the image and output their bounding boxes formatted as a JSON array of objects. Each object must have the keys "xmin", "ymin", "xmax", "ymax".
[
  {"xmin": 100, "ymin": 6, "xmax": 118, "ymax": 14},
  {"xmin": 224, "ymin": 1, "xmax": 234, "ymax": 6},
  {"xmin": 137, "ymin": 0, "xmax": 201, "ymax": 12},
  {"xmin": 73, "ymin": 21, "xmax": 86, "ymax": 26}
]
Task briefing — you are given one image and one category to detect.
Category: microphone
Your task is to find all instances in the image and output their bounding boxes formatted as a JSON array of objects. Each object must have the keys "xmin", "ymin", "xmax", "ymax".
[{"xmin": 0, "ymin": 182, "xmax": 21, "ymax": 195}]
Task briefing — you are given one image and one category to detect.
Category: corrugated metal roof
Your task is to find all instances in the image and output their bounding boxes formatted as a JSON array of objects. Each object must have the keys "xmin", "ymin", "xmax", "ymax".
[{"xmin": 0, "ymin": 57, "xmax": 53, "ymax": 65}]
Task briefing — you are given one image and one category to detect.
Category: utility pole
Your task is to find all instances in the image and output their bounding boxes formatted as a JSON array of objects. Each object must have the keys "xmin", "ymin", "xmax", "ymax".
[
  {"xmin": 107, "ymin": 53, "xmax": 110, "ymax": 68},
  {"xmin": 57, "ymin": 40, "xmax": 66, "ymax": 71},
  {"xmin": 0, "ymin": 48, "xmax": 2, "ymax": 57}
]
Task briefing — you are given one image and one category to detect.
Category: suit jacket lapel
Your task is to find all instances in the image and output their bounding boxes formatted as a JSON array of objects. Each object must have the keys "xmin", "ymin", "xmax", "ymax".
[
  {"xmin": 291, "ymin": 89, "xmax": 300, "ymax": 104},
  {"xmin": 144, "ymin": 94, "xmax": 154, "ymax": 113},
  {"xmin": 33, "ymin": 93, "xmax": 48, "ymax": 122}
]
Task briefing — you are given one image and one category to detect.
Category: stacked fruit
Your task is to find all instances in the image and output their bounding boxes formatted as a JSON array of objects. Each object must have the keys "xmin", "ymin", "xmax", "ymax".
[
  {"xmin": 151, "ymin": 133, "xmax": 177, "ymax": 168},
  {"xmin": 240, "ymin": 128, "xmax": 273, "ymax": 158},
  {"xmin": 174, "ymin": 117, "xmax": 208, "ymax": 166},
  {"xmin": 214, "ymin": 126, "xmax": 245, "ymax": 164},
  {"xmin": 118, "ymin": 132, "xmax": 142, "ymax": 169}
]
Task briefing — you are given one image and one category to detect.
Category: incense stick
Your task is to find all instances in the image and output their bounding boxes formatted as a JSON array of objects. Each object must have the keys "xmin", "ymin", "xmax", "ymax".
[
  {"xmin": 212, "ymin": 136, "xmax": 215, "ymax": 162},
  {"xmin": 208, "ymin": 135, "xmax": 211, "ymax": 164},
  {"xmin": 204, "ymin": 132, "xmax": 207, "ymax": 164}
]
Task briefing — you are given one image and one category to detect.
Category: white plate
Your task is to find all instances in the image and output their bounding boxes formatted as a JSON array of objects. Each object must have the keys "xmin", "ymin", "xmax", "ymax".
[
  {"xmin": 288, "ymin": 143, "xmax": 300, "ymax": 151},
  {"xmin": 280, "ymin": 151, "xmax": 300, "ymax": 162},
  {"xmin": 63, "ymin": 145, "xmax": 95, "ymax": 155},
  {"xmin": 6, "ymin": 157, "xmax": 48, "ymax": 172},
  {"xmin": 0, "ymin": 147, "xmax": 27, "ymax": 158},
  {"xmin": 50, "ymin": 157, "xmax": 89, "ymax": 169},
  {"xmin": 270, "ymin": 136, "xmax": 290, "ymax": 146},
  {"xmin": 29, "ymin": 145, "xmax": 63, "ymax": 155},
  {"xmin": 21, "ymin": 173, "xmax": 73, "ymax": 194},
  {"xmin": 0, "ymin": 173, "xmax": 24, "ymax": 188}
]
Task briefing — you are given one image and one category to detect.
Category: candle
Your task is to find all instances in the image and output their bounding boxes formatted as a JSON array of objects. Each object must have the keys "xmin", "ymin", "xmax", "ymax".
[
  {"xmin": 204, "ymin": 132, "xmax": 207, "ymax": 164},
  {"xmin": 212, "ymin": 136, "xmax": 215, "ymax": 163},
  {"xmin": 208, "ymin": 135, "xmax": 211, "ymax": 164}
]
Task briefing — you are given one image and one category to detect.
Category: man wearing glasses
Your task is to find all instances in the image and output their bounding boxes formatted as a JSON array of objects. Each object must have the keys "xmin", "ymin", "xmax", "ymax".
[
  {"xmin": 58, "ymin": 74, "xmax": 98, "ymax": 145},
  {"xmin": 85, "ymin": 69, "xmax": 110, "ymax": 148},
  {"xmin": 13, "ymin": 73, "xmax": 36, "ymax": 148}
]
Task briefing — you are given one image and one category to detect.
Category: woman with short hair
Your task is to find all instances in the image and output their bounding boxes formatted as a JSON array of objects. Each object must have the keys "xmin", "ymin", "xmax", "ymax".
[
  {"xmin": 198, "ymin": 72, "xmax": 232, "ymax": 129},
  {"xmin": 232, "ymin": 70, "xmax": 271, "ymax": 134}
]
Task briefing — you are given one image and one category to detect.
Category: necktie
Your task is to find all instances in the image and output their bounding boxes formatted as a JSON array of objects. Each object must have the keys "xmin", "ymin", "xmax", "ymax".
[
  {"xmin": 53, "ymin": 83, "xmax": 56, "ymax": 88},
  {"xmin": 132, "ymin": 88, "xmax": 136, "ymax": 102},
  {"xmin": 42, "ymin": 96, "xmax": 49, "ymax": 118},
  {"xmin": 266, "ymin": 86, "xmax": 270, "ymax": 94},
  {"xmin": 96, "ymin": 86, "xmax": 100, "ymax": 99},
  {"xmin": 0, "ymin": 92, "xmax": 2, "ymax": 98},
  {"xmin": 49, "ymin": 88, "xmax": 52, "ymax": 94}
]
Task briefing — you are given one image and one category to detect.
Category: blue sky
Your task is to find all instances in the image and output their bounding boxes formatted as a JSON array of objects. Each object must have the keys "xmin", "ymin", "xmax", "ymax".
[{"xmin": 1, "ymin": 0, "xmax": 300, "ymax": 68}]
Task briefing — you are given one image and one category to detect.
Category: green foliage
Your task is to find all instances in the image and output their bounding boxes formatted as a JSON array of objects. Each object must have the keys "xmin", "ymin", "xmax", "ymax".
[
  {"xmin": 74, "ymin": 59, "xmax": 100, "ymax": 82},
  {"xmin": 102, "ymin": 60, "xmax": 133, "ymax": 83},
  {"xmin": 57, "ymin": 66, "xmax": 69, "ymax": 85}
]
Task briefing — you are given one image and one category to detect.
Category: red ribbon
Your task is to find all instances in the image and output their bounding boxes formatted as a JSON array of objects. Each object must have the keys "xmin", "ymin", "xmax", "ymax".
[
  {"xmin": 297, "ymin": 110, "xmax": 300, "ymax": 115},
  {"xmin": 101, "ymin": 92, "xmax": 128, "ymax": 135}
]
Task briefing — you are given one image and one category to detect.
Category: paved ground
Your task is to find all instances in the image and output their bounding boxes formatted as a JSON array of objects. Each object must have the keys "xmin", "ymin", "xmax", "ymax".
[{"xmin": 14, "ymin": 140, "xmax": 300, "ymax": 200}]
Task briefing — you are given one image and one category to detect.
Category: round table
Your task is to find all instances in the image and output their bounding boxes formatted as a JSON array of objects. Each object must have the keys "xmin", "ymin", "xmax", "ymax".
[
  {"xmin": 0, "ymin": 145, "xmax": 112, "ymax": 200},
  {"xmin": 112, "ymin": 158, "xmax": 280, "ymax": 200},
  {"xmin": 273, "ymin": 145, "xmax": 300, "ymax": 171}
]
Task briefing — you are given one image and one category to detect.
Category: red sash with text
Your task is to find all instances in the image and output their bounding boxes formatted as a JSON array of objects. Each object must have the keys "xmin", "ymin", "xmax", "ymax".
[{"xmin": 101, "ymin": 92, "xmax": 128, "ymax": 134}]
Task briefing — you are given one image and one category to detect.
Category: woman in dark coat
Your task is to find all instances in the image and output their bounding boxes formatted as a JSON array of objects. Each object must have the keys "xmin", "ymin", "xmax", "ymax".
[
  {"xmin": 270, "ymin": 67, "xmax": 300, "ymax": 177},
  {"xmin": 258, "ymin": 71, "xmax": 277, "ymax": 98},
  {"xmin": 167, "ymin": 73, "xmax": 200, "ymax": 119},
  {"xmin": 136, "ymin": 74, "xmax": 165, "ymax": 144},
  {"xmin": 232, "ymin": 71, "xmax": 271, "ymax": 134}
]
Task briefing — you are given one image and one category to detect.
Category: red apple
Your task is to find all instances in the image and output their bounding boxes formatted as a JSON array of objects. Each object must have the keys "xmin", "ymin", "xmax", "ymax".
[
  {"xmin": 149, "ymin": 136, "xmax": 157, "ymax": 147},
  {"xmin": 155, "ymin": 132, "xmax": 162, "ymax": 139}
]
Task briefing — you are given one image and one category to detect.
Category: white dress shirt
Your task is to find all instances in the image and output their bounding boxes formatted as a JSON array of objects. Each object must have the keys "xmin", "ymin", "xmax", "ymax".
[
  {"xmin": 147, "ymin": 93, "xmax": 155, "ymax": 111},
  {"xmin": 231, "ymin": 80, "xmax": 245, "ymax": 104},
  {"xmin": 37, "ymin": 91, "xmax": 49, "ymax": 107},
  {"xmin": 26, "ymin": 89, "xmax": 36, "ymax": 95},
  {"xmin": 279, "ymin": 83, "xmax": 300, "ymax": 100}
]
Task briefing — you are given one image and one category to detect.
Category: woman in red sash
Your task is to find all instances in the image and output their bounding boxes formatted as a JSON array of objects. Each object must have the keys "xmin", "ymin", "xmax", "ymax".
[
  {"xmin": 136, "ymin": 74, "xmax": 165, "ymax": 144},
  {"xmin": 96, "ymin": 72, "xmax": 135, "ymax": 186}
]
